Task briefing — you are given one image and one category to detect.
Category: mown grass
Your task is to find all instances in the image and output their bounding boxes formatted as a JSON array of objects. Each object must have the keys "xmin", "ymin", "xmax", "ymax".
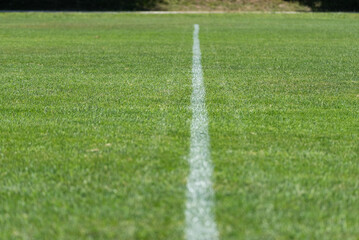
[
  {"xmin": 1, "ymin": 12, "xmax": 358, "ymax": 240},
  {"xmin": 0, "ymin": 13, "xmax": 193, "ymax": 240},
  {"xmin": 200, "ymin": 13, "xmax": 359, "ymax": 240}
]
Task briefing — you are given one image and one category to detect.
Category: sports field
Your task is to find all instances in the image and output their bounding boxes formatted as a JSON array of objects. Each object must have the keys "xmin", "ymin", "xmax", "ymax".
[{"xmin": 0, "ymin": 12, "xmax": 358, "ymax": 240}]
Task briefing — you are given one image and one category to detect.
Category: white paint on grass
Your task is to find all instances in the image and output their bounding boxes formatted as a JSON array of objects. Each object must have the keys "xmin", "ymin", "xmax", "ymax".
[{"xmin": 185, "ymin": 24, "xmax": 219, "ymax": 240}]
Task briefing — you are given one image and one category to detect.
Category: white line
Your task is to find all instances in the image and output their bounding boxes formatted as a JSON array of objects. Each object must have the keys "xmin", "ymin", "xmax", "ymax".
[{"xmin": 185, "ymin": 24, "xmax": 218, "ymax": 240}]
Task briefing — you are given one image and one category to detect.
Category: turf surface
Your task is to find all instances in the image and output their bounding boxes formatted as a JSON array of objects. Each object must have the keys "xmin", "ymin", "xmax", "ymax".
[{"xmin": 0, "ymin": 12, "xmax": 358, "ymax": 240}]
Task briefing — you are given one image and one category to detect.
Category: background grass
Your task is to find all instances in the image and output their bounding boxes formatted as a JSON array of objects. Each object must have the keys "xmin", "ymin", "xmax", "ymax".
[
  {"xmin": 158, "ymin": 0, "xmax": 310, "ymax": 12},
  {"xmin": 0, "ymin": 12, "xmax": 358, "ymax": 240}
]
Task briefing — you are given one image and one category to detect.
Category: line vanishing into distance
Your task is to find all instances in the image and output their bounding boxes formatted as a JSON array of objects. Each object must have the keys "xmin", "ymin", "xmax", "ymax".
[{"xmin": 185, "ymin": 24, "xmax": 219, "ymax": 240}]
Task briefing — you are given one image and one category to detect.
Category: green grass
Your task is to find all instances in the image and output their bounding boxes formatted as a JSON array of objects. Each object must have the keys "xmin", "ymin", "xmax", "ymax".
[{"xmin": 1, "ymin": 12, "xmax": 358, "ymax": 240}]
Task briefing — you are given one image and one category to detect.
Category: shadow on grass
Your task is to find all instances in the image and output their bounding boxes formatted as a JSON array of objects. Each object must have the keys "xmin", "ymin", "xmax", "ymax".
[
  {"xmin": 285, "ymin": 0, "xmax": 359, "ymax": 11},
  {"xmin": 0, "ymin": 0, "xmax": 164, "ymax": 11}
]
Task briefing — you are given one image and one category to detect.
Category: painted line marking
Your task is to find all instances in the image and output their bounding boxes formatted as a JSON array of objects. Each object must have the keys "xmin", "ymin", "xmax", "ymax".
[{"xmin": 185, "ymin": 24, "xmax": 219, "ymax": 240}]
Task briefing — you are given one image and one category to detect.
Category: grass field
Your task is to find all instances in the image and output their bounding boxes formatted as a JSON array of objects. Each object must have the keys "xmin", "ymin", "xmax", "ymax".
[{"xmin": 0, "ymin": 12, "xmax": 358, "ymax": 240}]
